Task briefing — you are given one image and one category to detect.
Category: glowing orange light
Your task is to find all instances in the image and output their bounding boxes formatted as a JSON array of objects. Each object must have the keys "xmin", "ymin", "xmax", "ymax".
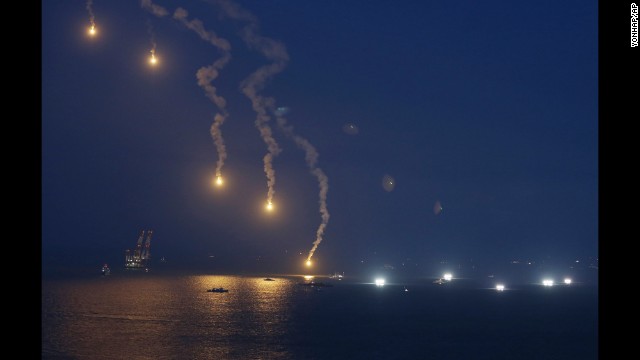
[
  {"xmin": 149, "ymin": 53, "xmax": 157, "ymax": 65},
  {"xmin": 306, "ymin": 260, "xmax": 312, "ymax": 267},
  {"xmin": 266, "ymin": 202, "xmax": 273, "ymax": 211},
  {"xmin": 215, "ymin": 176, "xmax": 223, "ymax": 186},
  {"xmin": 88, "ymin": 25, "xmax": 96, "ymax": 36}
]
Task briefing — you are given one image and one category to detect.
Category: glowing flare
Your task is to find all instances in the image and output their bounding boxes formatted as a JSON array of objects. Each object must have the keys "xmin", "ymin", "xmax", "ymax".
[
  {"xmin": 266, "ymin": 202, "xmax": 273, "ymax": 211},
  {"xmin": 564, "ymin": 278, "xmax": 572, "ymax": 285},
  {"xmin": 542, "ymin": 279, "xmax": 554, "ymax": 287},
  {"xmin": 88, "ymin": 25, "xmax": 96, "ymax": 36},
  {"xmin": 306, "ymin": 260, "xmax": 312, "ymax": 267},
  {"xmin": 375, "ymin": 278, "xmax": 385, "ymax": 286},
  {"xmin": 496, "ymin": 284, "xmax": 505, "ymax": 291},
  {"xmin": 443, "ymin": 273, "xmax": 453, "ymax": 281},
  {"xmin": 149, "ymin": 53, "xmax": 157, "ymax": 65},
  {"xmin": 215, "ymin": 176, "xmax": 223, "ymax": 186}
]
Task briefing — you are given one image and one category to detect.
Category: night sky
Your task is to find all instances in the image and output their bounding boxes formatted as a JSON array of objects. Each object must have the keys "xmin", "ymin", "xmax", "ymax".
[{"xmin": 42, "ymin": 0, "xmax": 598, "ymax": 275}]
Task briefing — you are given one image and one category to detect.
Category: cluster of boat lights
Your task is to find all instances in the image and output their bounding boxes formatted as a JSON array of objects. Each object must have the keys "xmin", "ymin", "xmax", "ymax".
[
  {"xmin": 370, "ymin": 275, "xmax": 573, "ymax": 291},
  {"xmin": 542, "ymin": 278, "xmax": 572, "ymax": 287}
]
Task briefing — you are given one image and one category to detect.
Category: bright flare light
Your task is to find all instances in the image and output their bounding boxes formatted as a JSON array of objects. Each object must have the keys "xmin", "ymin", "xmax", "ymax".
[
  {"xmin": 306, "ymin": 260, "xmax": 312, "ymax": 267},
  {"xmin": 215, "ymin": 176, "xmax": 223, "ymax": 186},
  {"xmin": 564, "ymin": 278, "xmax": 572, "ymax": 285},
  {"xmin": 266, "ymin": 202, "xmax": 273, "ymax": 211},
  {"xmin": 149, "ymin": 53, "xmax": 157, "ymax": 65},
  {"xmin": 542, "ymin": 279, "xmax": 554, "ymax": 287},
  {"xmin": 303, "ymin": 275, "xmax": 314, "ymax": 281},
  {"xmin": 375, "ymin": 278, "xmax": 385, "ymax": 286},
  {"xmin": 88, "ymin": 25, "xmax": 96, "ymax": 36},
  {"xmin": 496, "ymin": 284, "xmax": 505, "ymax": 291},
  {"xmin": 443, "ymin": 273, "xmax": 453, "ymax": 281}
]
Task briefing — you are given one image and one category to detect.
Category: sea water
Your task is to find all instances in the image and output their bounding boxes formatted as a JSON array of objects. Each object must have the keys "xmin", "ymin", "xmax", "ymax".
[{"xmin": 42, "ymin": 273, "xmax": 597, "ymax": 359}]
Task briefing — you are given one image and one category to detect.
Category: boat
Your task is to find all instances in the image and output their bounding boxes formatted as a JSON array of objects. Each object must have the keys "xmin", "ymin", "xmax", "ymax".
[
  {"xmin": 101, "ymin": 264, "xmax": 111, "ymax": 276},
  {"xmin": 263, "ymin": 278, "xmax": 275, "ymax": 281},
  {"xmin": 207, "ymin": 287, "xmax": 229, "ymax": 293},
  {"xmin": 298, "ymin": 281, "xmax": 333, "ymax": 287}
]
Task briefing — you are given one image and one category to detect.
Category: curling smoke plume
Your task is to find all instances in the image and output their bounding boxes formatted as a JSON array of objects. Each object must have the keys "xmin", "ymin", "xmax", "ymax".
[
  {"xmin": 215, "ymin": 0, "xmax": 329, "ymax": 260},
  {"xmin": 145, "ymin": 19, "xmax": 158, "ymax": 61},
  {"xmin": 86, "ymin": 0, "xmax": 95, "ymax": 25},
  {"xmin": 275, "ymin": 111, "xmax": 330, "ymax": 262},
  {"xmin": 173, "ymin": 7, "xmax": 231, "ymax": 180},
  {"xmin": 140, "ymin": 1, "xmax": 167, "ymax": 60},
  {"xmin": 142, "ymin": 1, "xmax": 231, "ymax": 180},
  {"xmin": 215, "ymin": 0, "xmax": 286, "ymax": 205},
  {"xmin": 86, "ymin": 0, "xmax": 95, "ymax": 28},
  {"xmin": 140, "ymin": 0, "xmax": 168, "ymax": 17}
]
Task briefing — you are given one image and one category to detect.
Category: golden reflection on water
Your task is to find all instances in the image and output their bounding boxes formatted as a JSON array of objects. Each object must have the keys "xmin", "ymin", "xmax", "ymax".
[
  {"xmin": 43, "ymin": 274, "xmax": 297, "ymax": 360},
  {"xmin": 192, "ymin": 275, "xmax": 295, "ymax": 320},
  {"xmin": 185, "ymin": 275, "xmax": 297, "ymax": 359}
]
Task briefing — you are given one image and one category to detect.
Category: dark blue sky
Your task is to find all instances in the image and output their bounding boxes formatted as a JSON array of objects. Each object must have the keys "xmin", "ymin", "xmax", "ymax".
[{"xmin": 42, "ymin": 0, "xmax": 597, "ymax": 275}]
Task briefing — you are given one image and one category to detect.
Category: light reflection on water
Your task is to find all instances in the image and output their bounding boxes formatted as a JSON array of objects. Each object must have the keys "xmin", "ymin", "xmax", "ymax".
[{"xmin": 42, "ymin": 275, "xmax": 296, "ymax": 360}]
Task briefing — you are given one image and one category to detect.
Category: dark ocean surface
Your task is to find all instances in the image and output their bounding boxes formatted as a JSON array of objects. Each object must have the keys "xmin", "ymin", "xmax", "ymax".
[{"xmin": 42, "ymin": 273, "xmax": 597, "ymax": 359}]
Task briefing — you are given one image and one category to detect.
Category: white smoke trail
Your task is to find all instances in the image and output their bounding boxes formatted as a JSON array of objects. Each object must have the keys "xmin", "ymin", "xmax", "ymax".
[
  {"xmin": 140, "ymin": 0, "xmax": 168, "ymax": 17},
  {"xmin": 214, "ymin": 0, "xmax": 286, "ymax": 205},
  {"xmin": 86, "ymin": 0, "xmax": 95, "ymax": 27},
  {"xmin": 142, "ymin": 1, "xmax": 231, "ymax": 180},
  {"xmin": 274, "ymin": 112, "xmax": 330, "ymax": 262},
  {"xmin": 215, "ymin": 0, "xmax": 329, "ymax": 260},
  {"xmin": 173, "ymin": 7, "xmax": 231, "ymax": 180},
  {"xmin": 145, "ymin": 19, "xmax": 158, "ymax": 58}
]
